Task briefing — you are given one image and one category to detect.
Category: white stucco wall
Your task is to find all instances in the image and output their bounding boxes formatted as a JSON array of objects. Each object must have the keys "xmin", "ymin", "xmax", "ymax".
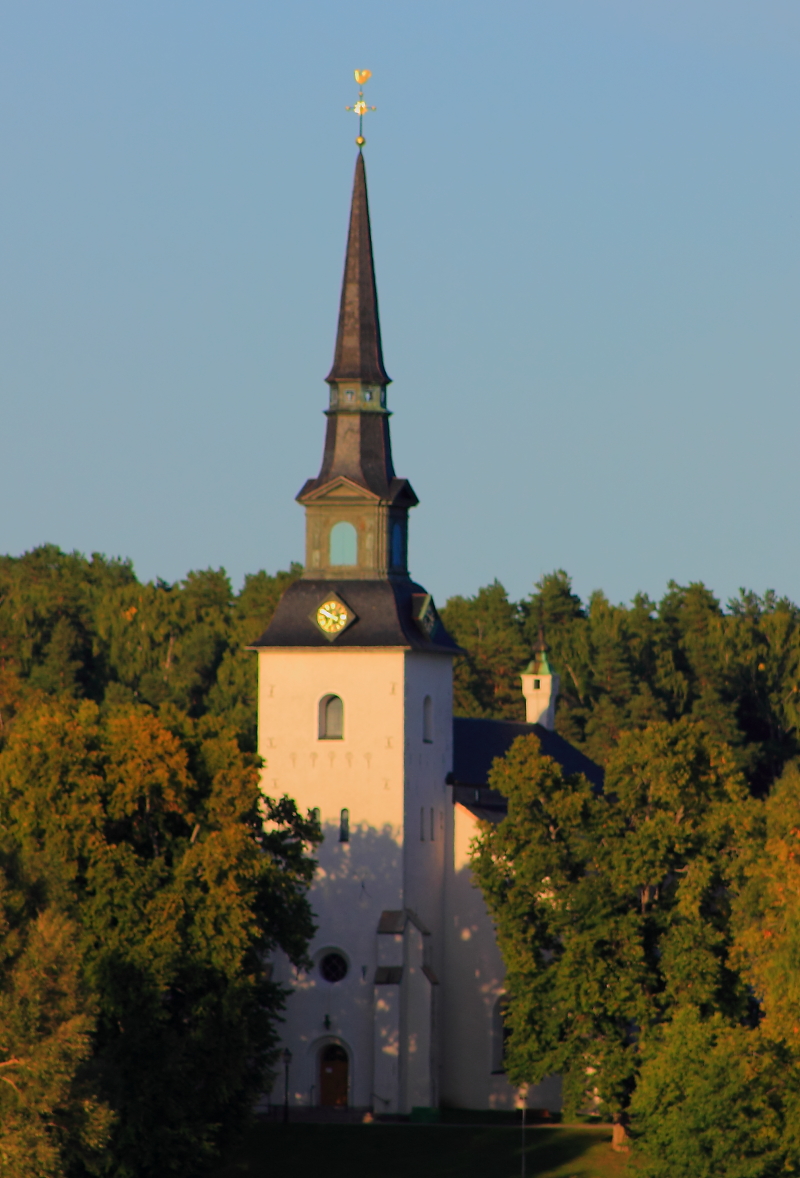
[
  {"xmin": 261, "ymin": 646, "xmax": 452, "ymax": 1111},
  {"xmin": 442, "ymin": 801, "xmax": 561, "ymax": 1112}
]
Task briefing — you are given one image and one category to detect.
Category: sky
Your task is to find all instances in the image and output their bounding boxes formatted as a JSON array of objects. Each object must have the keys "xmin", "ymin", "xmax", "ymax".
[{"xmin": 1, "ymin": 1, "xmax": 799, "ymax": 611}]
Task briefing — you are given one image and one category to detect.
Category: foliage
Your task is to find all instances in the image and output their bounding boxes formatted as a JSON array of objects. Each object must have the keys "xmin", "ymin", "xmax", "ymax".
[
  {"xmin": 0, "ymin": 545, "xmax": 302, "ymax": 752},
  {"xmin": 441, "ymin": 572, "xmax": 800, "ymax": 792},
  {"xmin": 630, "ymin": 1011, "xmax": 791, "ymax": 1178},
  {"xmin": 0, "ymin": 673, "xmax": 318, "ymax": 1173},
  {"xmin": 0, "ymin": 858, "xmax": 113, "ymax": 1178},
  {"xmin": 470, "ymin": 720, "xmax": 757, "ymax": 1119},
  {"xmin": 733, "ymin": 761, "xmax": 800, "ymax": 1051}
]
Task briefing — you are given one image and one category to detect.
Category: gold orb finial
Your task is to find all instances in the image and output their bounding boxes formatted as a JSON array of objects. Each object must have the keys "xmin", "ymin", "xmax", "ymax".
[{"xmin": 346, "ymin": 69, "xmax": 376, "ymax": 147}]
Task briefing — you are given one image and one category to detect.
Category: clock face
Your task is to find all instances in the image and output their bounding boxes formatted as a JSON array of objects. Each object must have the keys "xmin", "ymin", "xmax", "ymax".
[
  {"xmin": 316, "ymin": 600, "xmax": 350, "ymax": 634},
  {"xmin": 412, "ymin": 592, "xmax": 437, "ymax": 638},
  {"xmin": 419, "ymin": 603, "xmax": 436, "ymax": 636}
]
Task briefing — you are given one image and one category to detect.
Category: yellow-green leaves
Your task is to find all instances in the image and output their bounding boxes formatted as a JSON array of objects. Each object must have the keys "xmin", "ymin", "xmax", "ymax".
[{"xmin": 472, "ymin": 719, "xmax": 754, "ymax": 1120}]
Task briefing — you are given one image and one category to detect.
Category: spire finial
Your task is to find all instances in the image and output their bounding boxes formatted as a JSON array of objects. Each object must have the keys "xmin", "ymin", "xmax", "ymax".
[{"xmin": 346, "ymin": 69, "xmax": 376, "ymax": 147}]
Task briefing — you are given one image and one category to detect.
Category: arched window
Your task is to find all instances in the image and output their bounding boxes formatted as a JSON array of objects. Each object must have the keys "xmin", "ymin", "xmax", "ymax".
[
  {"xmin": 329, "ymin": 521, "xmax": 357, "ymax": 566},
  {"xmin": 339, "ymin": 808, "xmax": 350, "ymax": 843},
  {"xmin": 391, "ymin": 522, "xmax": 404, "ymax": 568},
  {"xmin": 423, "ymin": 695, "xmax": 433, "ymax": 743},
  {"xmin": 319, "ymin": 695, "xmax": 343, "ymax": 740},
  {"xmin": 491, "ymin": 996, "xmax": 511, "ymax": 1074}
]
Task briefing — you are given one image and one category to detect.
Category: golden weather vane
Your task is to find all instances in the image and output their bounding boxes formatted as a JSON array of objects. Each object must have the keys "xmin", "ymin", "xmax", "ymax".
[{"xmin": 346, "ymin": 69, "xmax": 376, "ymax": 147}]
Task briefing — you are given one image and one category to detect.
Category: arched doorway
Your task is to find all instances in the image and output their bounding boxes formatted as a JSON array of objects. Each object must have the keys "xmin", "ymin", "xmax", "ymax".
[{"xmin": 319, "ymin": 1044, "xmax": 348, "ymax": 1107}]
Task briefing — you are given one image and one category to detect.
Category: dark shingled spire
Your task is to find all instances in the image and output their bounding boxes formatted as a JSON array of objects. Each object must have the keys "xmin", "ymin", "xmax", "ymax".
[{"xmin": 326, "ymin": 152, "xmax": 390, "ymax": 386}]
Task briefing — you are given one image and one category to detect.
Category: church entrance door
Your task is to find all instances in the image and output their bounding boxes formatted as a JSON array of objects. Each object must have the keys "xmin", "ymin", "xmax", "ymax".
[{"xmin": 319, "ymin": 1044, "xmax": 348, "ymax": 1106}]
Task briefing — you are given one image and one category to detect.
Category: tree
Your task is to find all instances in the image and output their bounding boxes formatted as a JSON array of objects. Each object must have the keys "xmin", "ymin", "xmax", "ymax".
[
  {"xmin": 629, "ymin": 1010, "xmax": 789, "ymax": 1178},
  {"xmin": 0, "ymin": 694, "xmax": 319, "ymax": 1178},
  {"xmin": 0, "ymin": 545, "xmax": 302, "ymax": 753},
  {"xmin": 733, "ymin": 759, "xmax": 800, "ymax": 1053},
  {"xmin": 439, "ymin": 581, "xmax": 528, "ymax": 720},
  {"xmin": 471, "ymin": 718, "xmax": 756, "ymax": 1121},
  {"xmin": 0, "ymin": 859, "xmax": 112, "ymax": 1178},
  {"xmin": 444, "ymin": 571, "xmax": 800, "ymax": 793}
]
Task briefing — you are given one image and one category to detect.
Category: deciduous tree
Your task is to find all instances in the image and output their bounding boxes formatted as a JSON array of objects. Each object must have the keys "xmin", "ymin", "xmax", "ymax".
[
  {"xmin": 0, "ymin": 695, "xmax": 318, "ymax": 1177},
  {"xmin": 471, "ymin": 719, "xmax": 756, "ymax": 1121}
]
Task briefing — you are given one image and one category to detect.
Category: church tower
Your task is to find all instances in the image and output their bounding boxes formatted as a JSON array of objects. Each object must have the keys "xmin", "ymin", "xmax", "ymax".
[{"xmin": 253, "ymin": 149, "xmax": 460, "ymax": 1115}]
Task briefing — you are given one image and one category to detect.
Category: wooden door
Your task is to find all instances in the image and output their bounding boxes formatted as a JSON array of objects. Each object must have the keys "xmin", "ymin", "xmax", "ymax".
[{"xmin": 320, "ymin": 1044, "xmax": 348, "ymax": 1107}]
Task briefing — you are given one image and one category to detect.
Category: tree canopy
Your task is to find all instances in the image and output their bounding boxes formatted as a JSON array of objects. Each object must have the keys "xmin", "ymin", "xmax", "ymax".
[
  {"xmin": 0, "ymin": 547, "xmax": 315, "ymax": 1177},
  {"xmin": 441, "ymin": 571, "xmax": 800, "ymax": 793},
  {"xmin": 453, "ymin": 573, "xmax": 800, "ymax": 1172},
  {"xmin": 0, "ymin": 543, "xmax": 301, "ymax": 752}
]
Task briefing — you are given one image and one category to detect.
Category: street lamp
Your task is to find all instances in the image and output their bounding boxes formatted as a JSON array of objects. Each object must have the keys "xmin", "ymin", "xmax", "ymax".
[{"xmin": 282, "ymin": 1049, "xmax": 292, "ymax": 1125}]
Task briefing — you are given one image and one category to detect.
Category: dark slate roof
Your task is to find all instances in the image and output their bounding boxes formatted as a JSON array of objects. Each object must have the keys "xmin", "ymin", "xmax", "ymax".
[
  {"xmin": 376, "ymin": 908, "xmax": 431, "ymax": 936},
  {"xmin": 250, "ymin": 578, "xmax": 462, "ymax": 654},
  {"xmin": 326, "ymin": 152, "xmax": 390, "ymax": 387},
  {"xmin": 450, "ymin": 717, "xmax": 603, "ymax": 822}
]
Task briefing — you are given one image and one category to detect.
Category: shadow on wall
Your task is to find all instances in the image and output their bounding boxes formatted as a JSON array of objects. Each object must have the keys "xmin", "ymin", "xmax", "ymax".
[{"xmin": 311, "ymin": 822, "xmax": 404, "ymax": 920}]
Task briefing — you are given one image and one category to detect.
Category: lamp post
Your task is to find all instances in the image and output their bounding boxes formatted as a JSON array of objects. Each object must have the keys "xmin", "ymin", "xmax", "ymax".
[
  {"xmin": 282, "ymin": 1048, "xmax": 292, "ymax": 1125},
  {"xmin": 520, "ymin": 1085, "xmax": 527, "ymax": 1178}
]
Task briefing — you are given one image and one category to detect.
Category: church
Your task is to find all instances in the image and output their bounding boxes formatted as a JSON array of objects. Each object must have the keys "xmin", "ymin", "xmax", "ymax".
[{"xmin": 256, "ymin": 149, "xmax": 601, "ymax": 1116}]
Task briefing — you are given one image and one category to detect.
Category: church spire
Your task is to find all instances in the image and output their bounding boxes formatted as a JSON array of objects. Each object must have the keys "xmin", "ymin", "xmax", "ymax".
[
  {"xmin": 296, "ymin": 148, "xmax": 418, "ymax": 581},
  {"xmin": 326, "ymin": 151, "xmax": 390, "ymax": 387}
]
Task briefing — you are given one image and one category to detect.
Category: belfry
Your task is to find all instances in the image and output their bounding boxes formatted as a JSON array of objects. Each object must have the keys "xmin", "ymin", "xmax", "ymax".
[{"xmin": 257, "ymin": 145, "xmax": 600, "ymax": 1117}]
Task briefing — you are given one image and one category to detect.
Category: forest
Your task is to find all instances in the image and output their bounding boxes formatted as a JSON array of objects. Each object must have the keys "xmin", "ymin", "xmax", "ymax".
[{"xmin": 1, "ymin": 544, "xmax": 800, "ymax": 1176}]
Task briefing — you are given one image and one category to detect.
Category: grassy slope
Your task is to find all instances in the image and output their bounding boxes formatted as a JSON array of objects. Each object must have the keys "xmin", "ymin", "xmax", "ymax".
[{"xmin": 219, "ymin": 1124, "xmax": 630, "ymax": 1178}]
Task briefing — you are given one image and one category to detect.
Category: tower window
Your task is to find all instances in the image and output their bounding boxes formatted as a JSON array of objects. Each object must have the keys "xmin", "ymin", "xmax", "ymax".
[
  {"xmin": 319, "ymin": 695, "xmax": 344, "ymax": 739},
  {"xmin": 363, "ymin": 389, "xmax": 373, "ymax": 402},
  {"xmin": 534, "ymin": 679, "xmax": 541, "ymax": 690},
  {"xmin": 346, "ymin": 389, "xmax": 355, "ymax": 402},
  {"xmin": 330, "ymin": 521, "xmax": 357, "ymax": 566},
  {"xmin": 391, "ymin": 522, "xmax": 404, "ymax": 569},
  {"xmin": 423, "ymin": 695, "xmax": 433, "ymax": 743},
  {"xmin": 339, "ymin": 808, "xmax": 350, "ymax": 843}
]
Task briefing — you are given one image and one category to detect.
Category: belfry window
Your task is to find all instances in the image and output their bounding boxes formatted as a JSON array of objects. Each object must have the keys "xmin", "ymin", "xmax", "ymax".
[
  {"xmin": 391, "ymin": 522, "xmax": 404, "ymax": 568},
  {"xmin": 423, "ymin": 695, "xmax": 433, "ymax": 743},
  {"xmin": 339, "ymin": 808, "xmax": 350, "ymax": 843},
  {"xmin": 319, "ymin": 695, "xmax": 344, "ymax": 740},
  {"xmin": 330, "ymin": 521, "xmax": 357, "ymax": 566}
]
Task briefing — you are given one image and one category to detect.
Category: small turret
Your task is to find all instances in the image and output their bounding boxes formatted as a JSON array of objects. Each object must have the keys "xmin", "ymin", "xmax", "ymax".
[{"xmin": 520, "ymin": 630, "xmax": 560, "ymax": 730}]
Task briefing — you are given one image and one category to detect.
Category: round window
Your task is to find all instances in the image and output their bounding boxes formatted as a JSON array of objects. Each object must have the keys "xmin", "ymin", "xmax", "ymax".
[{"xmin": 319, "ymin": 952, "xmax": 348, "ymax": 983}]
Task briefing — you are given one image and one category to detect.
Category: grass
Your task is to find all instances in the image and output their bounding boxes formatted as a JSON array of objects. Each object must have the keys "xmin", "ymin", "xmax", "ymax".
[{"xmin": 218, "ymin": 1123, "xmax": 632, "ymax": 1178}]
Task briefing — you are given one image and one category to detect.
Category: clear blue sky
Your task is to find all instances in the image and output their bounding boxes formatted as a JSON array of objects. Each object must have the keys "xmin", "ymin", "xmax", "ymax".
[{"xmin": 1, "ymin": 1, "xmax": 799, "ymax": 610}]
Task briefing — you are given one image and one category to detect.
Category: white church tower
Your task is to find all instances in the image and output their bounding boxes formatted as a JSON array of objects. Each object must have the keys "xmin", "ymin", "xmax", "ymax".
[
  {"xmin": 253, "ymin": 146, "xmax": 602, "ymax": 1120},
  {"xmin": 252, "ymin": 149, "xmax": 461, "ymax": 1115}
]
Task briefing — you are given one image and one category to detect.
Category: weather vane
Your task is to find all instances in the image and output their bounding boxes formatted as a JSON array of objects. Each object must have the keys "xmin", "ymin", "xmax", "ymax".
[{"xmin": 346, "ymin": 69, "xmax": 376, "ymax": 148}]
